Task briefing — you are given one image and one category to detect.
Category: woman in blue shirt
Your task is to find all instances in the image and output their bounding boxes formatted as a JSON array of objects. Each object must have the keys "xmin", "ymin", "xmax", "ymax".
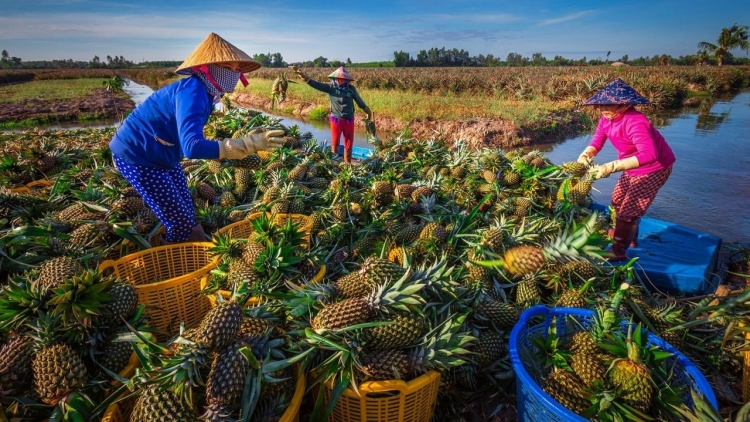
[{"xmin": 110, "ymin": 33, "xmax": 285, "ymax": 243}]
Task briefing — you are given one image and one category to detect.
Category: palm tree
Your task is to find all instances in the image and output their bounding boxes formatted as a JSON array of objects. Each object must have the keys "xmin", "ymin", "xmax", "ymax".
[{"xmin": 698, "ymin": 23, "xmax": 749, "ymax": 67}]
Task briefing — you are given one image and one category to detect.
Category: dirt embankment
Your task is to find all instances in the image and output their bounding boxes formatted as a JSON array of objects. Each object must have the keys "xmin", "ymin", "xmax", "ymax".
[
  {"xmin": 0, "ymin": 89, "xmax": 135, "ymax": 124},
  {"xmin": 232, "ymin": 92, "xmax": 590, "ymax": 149}
]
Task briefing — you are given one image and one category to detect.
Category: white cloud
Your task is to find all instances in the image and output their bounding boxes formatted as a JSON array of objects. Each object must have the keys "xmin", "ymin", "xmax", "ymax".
[{"xmin": 536, "ymin": 10, "xmax": 597, "ymax": 26}]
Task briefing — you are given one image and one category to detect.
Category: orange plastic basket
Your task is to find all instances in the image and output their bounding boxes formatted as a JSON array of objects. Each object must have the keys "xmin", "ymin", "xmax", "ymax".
[
  {"xmin": 100, "ymin": 363, "xmax": 305, "ymax": 422},
  {"xmin": 323, "ymin": 370, "xmax": 441, "ymax": 422},
  {"xmin": 9, "ymin": 179, "xmax": 54, "ymax": 194},
  {"xmin": 217, "ymin": 212, "xmax": 314, "ymax": 244},
  {"xmin": 98, "ymin": 242, "xmax": 215, "ymax": 340},
  {"xmin": 201, "ymin": 265, "xmax": 326, "ymax": 308}
]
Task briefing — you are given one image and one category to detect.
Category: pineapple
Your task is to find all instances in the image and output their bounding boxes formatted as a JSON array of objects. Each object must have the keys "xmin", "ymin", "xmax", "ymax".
[
  {"xmin": 361, "ymin": 314, "xmax": 425, "ymax": 350},
  {"xmin": 411, "ymin": 185, "xmax": 434, "ymax": 203},
  {"xmin": 481, "ymin": 169, "xmax": 498, "ymax": 183},
  {"xmin": 561, "ymin": 161, "xmax": 589, "ymax": 177},
  {"xmin": 108, "ymin": 280, "xmax": 139, "ymax": 321},
  {"xmin": 29, "ymin": 316, "xmax": 88, "ymax": 405},
  {"xmin": 332, "ymin": 271, "xmax": 371, "ymax": 299},
  {"xmin": 568, "ymin": 178, "xmax": 594, "ymax": 204},
  {"xmin": 130, "ymin": 385, "xmax": 196, "ymax": 422},
  {"xmin": 207, "ymin": 160, "xmax": 223, "ymax": 174},
  {"xmin": 515, "ymin": 276, "xmax": 540, "ymax": 308},
  {"xmin": 234, "ymin": 167, "xmax": 252, "ymax": 192},
  {"xmin": 419, "ymin": 221, "xmax": 448, "ymax": 244},
  {"xmin": 543, "ymin": 370, "xmax": 590, "ymax": 415},
  {"xmin": 607, "ymin": 326, "xmax": 654, "ymax": 413},
  {"xmin": 498, "ymin": 213, "xmax": 600, "ymax": 276},
  {"xmin": 570, "ymin": 351, "xmax": 606, "ymax": 388},
  {"xmin": 110, "ymin": 196, "xmax": 143, "ymax": 217},
  {"xmin": 474, "ymin": 330, "xmax": 505, "ymax": 368},
  {"xmin": 475, "ymin": 300, "xmax": 519, "ymax": 329},
  {"xmin": 242, "ymin": 239, "xmax": 267, "ymax": 268},
  {"xmin": 36, "ymin": 256, "xmax": 83, "ymax": 293},
  {"xmin": 195, "ymin": 300, "xmax": 242, "ymax": 350},
  {"xmin": 393, "ymin": 224, "xmax": 422, "ymax": 245},
  {"xmin": 219, "ymin": 191, "xmax": 236, "ymax": 207},
  {"xmin": 330, "ymin": 204, "xmax": 348, "ymax": 223},
  {"xmin": 202, "ymin": 341, "xmax": 250, "ymax": 420},
  {"xmin": 555, "ymin": 278, "xmax": 595, "ymax": 308},
  {"xmin": 0, "ymin": 335, "xmax": 34, "ymax": 394},
  {"xmin": 97, "ymin": 341, "xmax": 133, "ymax": 374},
  {"xmin": 358, "ymin": 318, "xmax": 474, "ymax": 381},
  {"xmin": 311, "ymin": 271, "xmax": 423, "ymax": 331},
  {"xmin": 394, "ymin": 183, "xmax": 416, "ymax": 200},
  {"xmin": 480, "ymin": 228, "xmax": 505, "ymax": 253},
  {"xmin": 387, "ymin": 246, "xmax": 412, "ymax": 266},
  {"xmin": 238, "ymin": 153, "xmax": 262, "ymax": 170}
]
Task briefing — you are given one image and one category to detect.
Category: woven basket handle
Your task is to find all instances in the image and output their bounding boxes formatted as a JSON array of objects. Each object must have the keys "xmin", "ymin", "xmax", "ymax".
[{"xmin": 98, "ymin": 259, "xmax": 117, "ymax": 276}]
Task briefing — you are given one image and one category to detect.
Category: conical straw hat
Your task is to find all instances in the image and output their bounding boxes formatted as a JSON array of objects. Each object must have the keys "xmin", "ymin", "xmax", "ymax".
[{"xmin": 176, "ymin": 33, "xmax": 261, "ymax": 75}]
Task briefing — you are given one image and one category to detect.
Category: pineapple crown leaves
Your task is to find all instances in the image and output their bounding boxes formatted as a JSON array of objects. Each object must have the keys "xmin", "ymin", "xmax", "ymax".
[
  {"xmin": 26, "ymin": 310, "xmax": 63, "ymax": 349},
  {"xmin": 253, "ymin": 241, "xmax": 303, "ymax": 278},
  {"xmin": 530, "ymin": 316, "xmax": 572, "ymax": 372},
  {"xmin": 0, "ymin": 276, "xmax": 47, "ymax": 333},
  {"xmin": 46, "ymin": 269, "xmax": 114, "ymax": 325},
  {"xmin": 368, "ymin": 269, "xmax": 427, "ymax": 315},
  {"xmin": 670, "ymin": 389, "xmax": 725, "ymax": 422},
  {"xmin": 409, "ymin": 313, "xmax": 476, "ymax": 372},
  {"xmin": 208, "ymin": 232, "xmax": 244, "ymax": 260}
]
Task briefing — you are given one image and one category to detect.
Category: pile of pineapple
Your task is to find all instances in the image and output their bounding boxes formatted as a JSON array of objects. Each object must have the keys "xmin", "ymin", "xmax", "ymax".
[
  {"xmin": 0, "ymin": 101, "xmax": 738, "ymax": 420},
  {"xmin": 121, "ymin": 289, "xmax": 302, "ymax": 422},
  {"xmin": 0, "ymin": 256, "xmax": 142, "ymax": 420},
  {"xmin": 534, "ymin": 284, "xmax": 707, "ymax": 421}
]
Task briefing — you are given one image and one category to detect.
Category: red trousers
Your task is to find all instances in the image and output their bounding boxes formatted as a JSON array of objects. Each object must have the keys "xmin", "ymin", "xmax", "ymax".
[
  {"xmin": 329, "ymin": 115, "xmax": 354, "ymax": 152},
  {"xmin": 611, "ymin": 166, "xmax": 672, "ymax": 221}
]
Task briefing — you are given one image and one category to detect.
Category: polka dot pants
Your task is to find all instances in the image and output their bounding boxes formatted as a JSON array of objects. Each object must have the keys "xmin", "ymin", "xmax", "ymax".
[{"xmin": 113, "ymin": 155, "xmax": 196, "ymax": 242}]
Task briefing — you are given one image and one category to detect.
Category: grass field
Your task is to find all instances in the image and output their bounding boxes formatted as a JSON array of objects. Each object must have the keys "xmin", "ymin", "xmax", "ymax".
[
  {"xmin": 237, "ymin": 78, "xmax": 571, "ymax": 126},
  {"xmin": 0, "ymin": 79, "xmax": 107, "ymax": 103}
]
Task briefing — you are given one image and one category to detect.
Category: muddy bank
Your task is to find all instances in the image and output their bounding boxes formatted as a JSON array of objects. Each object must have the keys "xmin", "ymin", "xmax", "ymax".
[
  {"xmin": 0, "ymin": 89, "xmax": 135, "ymax": 125},
  {"xmin": 231, "ymin": 92, "xmax": 591, "ymax": 149}
]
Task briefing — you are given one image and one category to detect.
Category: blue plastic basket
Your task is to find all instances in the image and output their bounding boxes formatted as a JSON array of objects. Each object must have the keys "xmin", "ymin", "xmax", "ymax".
[{"xmin": 509, "ymin": 305, "xmax": 718, "ymax": 422}]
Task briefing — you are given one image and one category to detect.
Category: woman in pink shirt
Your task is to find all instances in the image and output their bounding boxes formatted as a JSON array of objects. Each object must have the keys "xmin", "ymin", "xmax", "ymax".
[{"xmin": 576, "ymin": 78, "xmax": 676, "ymax": 261}]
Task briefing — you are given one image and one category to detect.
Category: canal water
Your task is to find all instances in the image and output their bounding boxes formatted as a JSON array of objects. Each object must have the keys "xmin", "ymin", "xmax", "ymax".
[{"xmin": 22, "ymin": 80, "xmax": 750, "ymax": 243}]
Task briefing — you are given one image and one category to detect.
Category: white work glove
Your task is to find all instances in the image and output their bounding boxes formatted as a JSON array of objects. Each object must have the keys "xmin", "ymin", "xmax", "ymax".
[
  {"xmin": 577, "ymin": 146, "xmax": 598, "ymax": 165},
  {"xmin": 218, "ymin": 129, "xmax": 285, "ymax": 160},
  {"xmin": 590, "ymin": 156, "xmax": 640, "ymax": 179}
]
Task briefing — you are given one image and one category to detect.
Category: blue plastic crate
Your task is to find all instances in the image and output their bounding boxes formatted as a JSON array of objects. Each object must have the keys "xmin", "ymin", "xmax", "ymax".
[
  {"xmin": 589, "ymin": 203, "xmax": 722, "ymax": 296},
  {"xmin": 509, "ymin": 305, "xmax": 718, "ymax": 422}
]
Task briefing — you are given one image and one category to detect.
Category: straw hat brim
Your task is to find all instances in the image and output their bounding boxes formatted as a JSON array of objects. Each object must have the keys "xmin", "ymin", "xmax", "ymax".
[{"xmin": 175, "ymin": 32, "xmax": 261, "ymax": 75}]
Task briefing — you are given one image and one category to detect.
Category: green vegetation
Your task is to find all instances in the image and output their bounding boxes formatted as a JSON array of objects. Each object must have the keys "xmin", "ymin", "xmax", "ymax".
[
  {"xmin": 0, "ymin": 79, "xmax": 108, "ymax": 103},
  {"xmin": 698, "ymin": 24, "xmax": 750, "ymax": 67},
  {"xmin": 236, "ymin": 77, "xmax": 569, "ymax": 126}
]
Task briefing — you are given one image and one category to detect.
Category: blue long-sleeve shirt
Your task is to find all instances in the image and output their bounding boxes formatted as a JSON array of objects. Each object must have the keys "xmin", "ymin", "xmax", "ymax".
[{"xmin": 110, "ymin": 75, "xmax": 220, "ymax": 168}]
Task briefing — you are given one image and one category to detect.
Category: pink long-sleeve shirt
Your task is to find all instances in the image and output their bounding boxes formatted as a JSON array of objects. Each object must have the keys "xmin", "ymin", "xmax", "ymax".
[{"xmin": 589, "ymin": 108, "xmax": 676, "ymax": 176}]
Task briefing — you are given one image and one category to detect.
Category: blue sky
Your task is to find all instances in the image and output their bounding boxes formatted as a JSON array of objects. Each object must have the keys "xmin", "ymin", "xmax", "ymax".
[{"xmin": 1, "ymin": 0, "xmax": 749, "ymax": 63}]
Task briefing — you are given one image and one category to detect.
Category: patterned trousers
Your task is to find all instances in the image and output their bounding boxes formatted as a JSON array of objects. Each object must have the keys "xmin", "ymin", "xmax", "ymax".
[
  {"xmin": 113, "ymin": 155, "xmax": 196, "ymax": 242},
  {"xmin": 611, "ymin": 166, "xmax": 673, "ymax": 221}
]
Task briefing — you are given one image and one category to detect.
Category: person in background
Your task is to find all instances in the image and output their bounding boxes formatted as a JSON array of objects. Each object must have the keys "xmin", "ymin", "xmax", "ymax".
[
  {"xmin": 292, "ymin": 65, "xmax": 371, "ymax": 163},
  {"xmin": 576, "ymin": 78, "xmax": 676, "ymax": 261},
  {"xmin": 109, "ymin": 32, "xmax": 285, "ymax": 244}
]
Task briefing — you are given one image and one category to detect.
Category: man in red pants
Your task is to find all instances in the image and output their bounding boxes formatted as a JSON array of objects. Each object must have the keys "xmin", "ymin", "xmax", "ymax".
[{"xmin": 293, "ymin": 66, "xmax": 371, "ymax": 163}]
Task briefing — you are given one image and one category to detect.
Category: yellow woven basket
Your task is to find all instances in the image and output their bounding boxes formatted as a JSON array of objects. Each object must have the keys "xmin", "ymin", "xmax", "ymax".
[
  {"xmin": 9, "ymin": 179, "xmax": 54, "ymax": 194},
  {"xmin": 101, "ymin": 363, "xmax": 306, "ymax": 422},
  {"xmin": 323, "ymin": 370, "xmax": 441, "ymax": 422},
  {"xmin": 98, "ymin": 242, "xmax": 215, "ymax": 341},
  {"xmin": 217, "ymin": 212, "xmax": 314, "ymax": 244},
  {"xmin": 201, "ymin": 265, "xmax": 327, "ymax": 308}
]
